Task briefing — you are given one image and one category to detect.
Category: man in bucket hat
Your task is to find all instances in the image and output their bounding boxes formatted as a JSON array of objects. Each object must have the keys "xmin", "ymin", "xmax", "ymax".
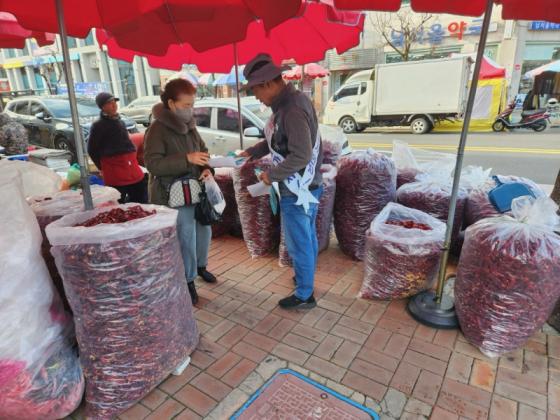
[{"xmin": 240, "ymin": 53, "xmax": 323, "ymax": 310}]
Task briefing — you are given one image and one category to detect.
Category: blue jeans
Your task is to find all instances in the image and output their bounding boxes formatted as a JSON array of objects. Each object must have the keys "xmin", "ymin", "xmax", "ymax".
[
  {"xmin": 176, "ymin": 205, "xmax": 212, "ymax": 283},
  {"xmin": 281, "ymin": 187, "xmax": 323, "ymax": 300}
]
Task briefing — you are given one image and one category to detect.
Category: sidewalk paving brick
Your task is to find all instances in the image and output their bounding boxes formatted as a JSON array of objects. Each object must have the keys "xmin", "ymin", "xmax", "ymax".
[{"xmin": 64, "ymin": 235, "xmax": 559, "ymax": 420}]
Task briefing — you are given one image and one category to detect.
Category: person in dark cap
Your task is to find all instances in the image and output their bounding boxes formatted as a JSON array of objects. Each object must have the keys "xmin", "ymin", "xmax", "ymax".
[
  {"xmin": 87, "ymin": 92, "xmax": 147, "ymax": 203},
  {"xmin": 240, "ymin": 53, "xmax": 323, "ymax": 310}
]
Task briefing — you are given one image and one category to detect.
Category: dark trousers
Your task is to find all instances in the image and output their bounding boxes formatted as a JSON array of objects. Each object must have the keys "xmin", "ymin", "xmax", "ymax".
[{"xmin": 113, "ymin": 178, "xmax": 148, "ymax": 204}]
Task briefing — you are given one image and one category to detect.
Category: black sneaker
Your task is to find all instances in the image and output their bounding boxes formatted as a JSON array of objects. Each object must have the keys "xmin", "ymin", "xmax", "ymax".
[
  {"xmin": 188, "ymin": 282, "xmax": 199, "ymax": 305},
  {"xmin": 279, "ymin": 294, "xmax": 316, "ymax": 310},
  {"xmin": 198, "ymin": 267, "xmax": 217, "ymax": 283}
]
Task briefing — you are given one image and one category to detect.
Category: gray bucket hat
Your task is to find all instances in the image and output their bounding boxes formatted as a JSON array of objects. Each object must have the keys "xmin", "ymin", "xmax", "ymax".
[{"xmin": 242, "ymin": 53, "xmax": 290, "ymax": 91}]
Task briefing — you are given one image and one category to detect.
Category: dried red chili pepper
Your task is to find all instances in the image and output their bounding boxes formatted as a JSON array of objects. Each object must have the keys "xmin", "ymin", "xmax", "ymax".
[
  {"xmin": 29, "ymin": 187, "xmax": 121, "ymax": 311},
  {"xmin": 46, "ymin": 204, "xmax": 199, "ymax": 419},
  {"xmin": 212, "ymin": 168, "xmax": 243, "ymax": 238},
  {"xmin": 456, "ymin": 197, "xmax": 560, "ymax": 357},
  {"xmin": 334, "ymin": 151, "xmax": 396, "ymax": 261},
  {"xmin": 397, "ymin": 180, "xmax": 467, "ymax": 246},
  {"xmin": 465, "ymin": 175, "xmax": 545, "ymax": 226},
  {"xmin": 233, "ymin": 158, "xmax": 280, "ymax": 258},
  {"xmin": 360, "ymin": 203, "xmax": 445, "ymax": 300}
]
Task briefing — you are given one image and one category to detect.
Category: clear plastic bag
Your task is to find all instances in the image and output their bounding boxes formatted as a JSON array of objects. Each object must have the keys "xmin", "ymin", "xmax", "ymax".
[
  {"xmin": 320, "ymin": 125, "xmax": 350, "ymax": 165},
  {"xmin": 456, "ymin": 196, "xmax": 560, "ymax": 357},
  {"xmin": 359, "ymin": 203, "xmax": 445, "ymax": 300},
  {"xmin": 0, "ymin": 171, "xmax": 83, "ymax": 420},
  {"xmin": 0, "ymin": 159, "xmax": 62, "ymax": 197},
  {"xmin": 464, "ymin": 175, "xmax": 545, "ymax": 227},
  {"xmin": 212, "ymin": 168, "xmax": 243, "ymax": 238},
  {"xmin": 397, "ymin": 173, "xmax": 467, "ymax": 246},
  {"xmin": 204, "ymin": 177, "xmax": 226, "ymax": 215},
  {"xmin": 334, "ymin": 150, "xmax": 397, "ymax": 260},
  {"xmin": 28, "ymin": 186, "xmax": 121, "ymax": 310},
  {"xmin": 279, "ymin": 165, "xmax": 337, "ymax": 267},
  {"xmin": 392, "ymin": 140, "xmax": 455, "ymax": 188},
  {"xmin": 46, "ymin": 204, "xmax": 199, "ymax": 419},
  {"xmin": 233, "ymin": 158, "xmax": 280, "ymax": 258}
]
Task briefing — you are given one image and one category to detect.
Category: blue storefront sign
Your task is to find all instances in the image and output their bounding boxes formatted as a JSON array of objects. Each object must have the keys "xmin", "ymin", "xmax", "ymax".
[
  {"xmin": 57, "ymin": 81, "xmax": 111, "ymax": 97},
  {"xmin": 530, "ymin": 21, "xmax": 560, "ymax": 31}
]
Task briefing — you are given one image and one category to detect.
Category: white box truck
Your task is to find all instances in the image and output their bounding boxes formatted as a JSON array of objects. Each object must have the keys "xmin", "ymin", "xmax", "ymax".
[{"xmin": 323, "ymin": 57, "xmax": 472, "ymax": 134}]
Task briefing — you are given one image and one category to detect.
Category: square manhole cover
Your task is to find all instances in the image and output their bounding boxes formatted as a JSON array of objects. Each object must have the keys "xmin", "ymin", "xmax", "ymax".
[{"xmin": 231, "ymin": 369, "xmax": 379, "ymax": 419}]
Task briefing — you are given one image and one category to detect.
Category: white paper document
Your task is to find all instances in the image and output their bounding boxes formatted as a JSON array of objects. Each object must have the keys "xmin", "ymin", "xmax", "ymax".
[
  {"xmin": 247, "ymin": 181, "xmax": 270, "ymax": 197},
  {"xmin": 208, "ymin": 156, "xmax": 246, "ymax": 168}
]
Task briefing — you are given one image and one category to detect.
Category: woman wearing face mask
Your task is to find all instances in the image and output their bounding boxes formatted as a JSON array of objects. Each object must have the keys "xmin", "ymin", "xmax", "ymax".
[{"xmin": 144, "ymin": 78, "xmax": 217, "ymax": 305}]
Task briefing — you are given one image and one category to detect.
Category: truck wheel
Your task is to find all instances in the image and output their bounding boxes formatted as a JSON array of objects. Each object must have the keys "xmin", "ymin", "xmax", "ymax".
[
  {"xmin": 410, "ymin": 117, "xmax": 430, "ymax": 135},
  {"xmin": 340, "ymin": 116, "xmax": 357, "ymax": 134},
  {"xmin": 492, "ymin": 120, "xmax": 505, "ymax": 132}
]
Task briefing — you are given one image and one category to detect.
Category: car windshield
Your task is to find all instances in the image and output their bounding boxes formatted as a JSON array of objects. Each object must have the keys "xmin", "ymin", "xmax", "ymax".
[
  {"xmin": 246, "ymin": 103, "xmax": 272, "ymax": 122},
  {"xmin": 42, "ymin": 99, "xmax": 100, "ymax": 118}
]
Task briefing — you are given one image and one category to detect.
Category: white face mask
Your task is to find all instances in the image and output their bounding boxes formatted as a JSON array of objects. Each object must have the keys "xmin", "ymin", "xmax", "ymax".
[{"xmin": 175, "ymin": 107, "xmax": 193, "ymax": 124}]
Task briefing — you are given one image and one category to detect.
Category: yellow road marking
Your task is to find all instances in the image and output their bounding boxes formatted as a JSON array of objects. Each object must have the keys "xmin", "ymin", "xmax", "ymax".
[{"xmin": 349, "ymin": 142, "xmax": 560, "ymax": 155}]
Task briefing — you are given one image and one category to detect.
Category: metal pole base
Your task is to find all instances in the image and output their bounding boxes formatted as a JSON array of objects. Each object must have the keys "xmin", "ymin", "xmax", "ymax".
[{"xmin": 407, "ymin": 290, "xmax": 459, "ymax": 330}]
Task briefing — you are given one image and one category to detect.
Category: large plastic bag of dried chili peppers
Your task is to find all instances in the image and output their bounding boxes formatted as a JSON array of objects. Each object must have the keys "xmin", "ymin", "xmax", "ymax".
[
  {"xmin": 320, "ymin": 125, "xmax": 349, "ymax": 165},
  {"xmin": 464, "ymin": 175, "xmax": 545, "ymax": 227},
  {"xmin": 392, "ymin": 140, "xmax": 455, "ymax": 188},
  {"xmin": 46, "ymin": 204, "xmax": 199, "ymax": 419},
  {"xmin": 278, "ymin": 165, "xmax": 338, "ymax": 266},
  {"xmin": 397, "ymin": 172, "xmax": 467, "ymax": 245},
  {"xmin": 334, "ymin": 150, "xmax": 397, "ymax": 260},
  {"xmin": 0, "ymin": 171, "xmax": 84, "ymax": 420},
  {"xmin": 233, "ymin": 157, "xmax": 280, "ymax": 258},
  {"xmin": 212, "ymin": 167, "xmax": 243, "ymax": 238},
  {"xmin": 456, "ymin": 196, "xmax": 560, "ymax": 358},
  {"xmin": 29, "ymin": 186, "xmax": 121, "ymax": 305},
  {"xmin": 359, "ymin": 203, "xmax": 445, "ymax": 300}
]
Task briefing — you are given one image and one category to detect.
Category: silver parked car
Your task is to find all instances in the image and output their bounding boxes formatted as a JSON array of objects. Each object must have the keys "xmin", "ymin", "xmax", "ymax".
[
  {"xmin": 192, "ymin": 96, "xmax": 350, "ymax": 157},
  {"xmin": 193, "ymin": 97, "xmax": 272, "ymax": 155},
  {"xmin": 120, "ymin": 95, "xmax": 161, "ymax": 126}
]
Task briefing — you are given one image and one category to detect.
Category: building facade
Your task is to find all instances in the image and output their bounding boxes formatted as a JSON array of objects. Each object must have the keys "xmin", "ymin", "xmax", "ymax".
[{"xmin": 0, "ymin": 30, "xmax": 162, "ymax": 105}]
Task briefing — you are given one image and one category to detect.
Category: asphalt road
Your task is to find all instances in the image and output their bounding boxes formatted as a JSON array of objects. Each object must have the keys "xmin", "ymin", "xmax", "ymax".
[{"xmin": 347, "ymin": 128, "xmax": 560, "ymax": 185}]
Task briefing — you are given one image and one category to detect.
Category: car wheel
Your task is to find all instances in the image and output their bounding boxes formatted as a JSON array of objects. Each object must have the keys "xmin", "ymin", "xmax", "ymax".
[
  {"xmin": 410, "ymin": 117, "xmax": 430, "ymax": 135},
  {"xmin": 339, "ymin": 116, "xmax": 357, "ymax": 134},
  {"xmin": 532, "ymin": 120, "xmax": 547, "ymax": 132},
  {"xmin": 54, "ymin": 136, "xmax": 72, "ymax": 151},
  {"xmin": 492, "ymin": 120, "xmax": 505, "ymax": 132}
]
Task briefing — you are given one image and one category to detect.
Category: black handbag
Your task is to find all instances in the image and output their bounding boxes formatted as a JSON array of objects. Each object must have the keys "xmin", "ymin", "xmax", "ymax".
[{"xmin": 195, "ymin": 183, "xmax": 222, "ymax": 225}]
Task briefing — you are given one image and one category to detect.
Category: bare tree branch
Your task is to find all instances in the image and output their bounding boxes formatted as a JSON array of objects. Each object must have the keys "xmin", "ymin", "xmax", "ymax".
[{"xmin": 370, "ymin": 9, "xmax": 434, "ymax": 61}]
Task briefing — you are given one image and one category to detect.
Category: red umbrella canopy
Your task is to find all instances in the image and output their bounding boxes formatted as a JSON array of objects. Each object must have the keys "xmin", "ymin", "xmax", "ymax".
[
  {"xmin": 96, "ymin": 1, "xmax": 364, "ymax": 73},
  {"xmin": 333, "ymin": 0, "xmax": 560, "ymax": 22},
  {"xmin": 0, "ymin": 0, "xmax": 302, "ymax": 52},
  {"xmin": 284, "ymin": 63, "xmax": 330, "ymax": 80},
  {"xmin": 0, "ymin": 12, "xmax": 55, "ymax": 48}
]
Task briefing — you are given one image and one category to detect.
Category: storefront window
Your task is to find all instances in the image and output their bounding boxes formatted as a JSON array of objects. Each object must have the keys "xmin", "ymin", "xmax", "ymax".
[
  {"xmin": 19, "ymin": 68, "xmax": 30, "ymax": 90},
  {"xmin": 67, "ymin": 37, "xmax": 78, "ymax": 49},
  {"xmin": 84, "ymin": 31, "xmax": 96, "ymax": 46},
  {"xmin": 5, "ymin": 49, "xmax": 18, "ymax": 59},
  {"xmin": 117, "ymin": 60, "xmax": 137, "ymax": 105}
]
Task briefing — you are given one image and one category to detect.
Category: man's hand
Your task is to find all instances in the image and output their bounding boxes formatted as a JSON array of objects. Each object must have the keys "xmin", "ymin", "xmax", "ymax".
[
  {"xmin": 259, "ymin": 171, "xmax": 271, "ymax": 186},
  {"xmin": 187, "ymin": 152, "xmax": 210, "ymax": 166},
  {"xmin": 199, "ymin": 168, "xmax": 213, "ymax": 181}
]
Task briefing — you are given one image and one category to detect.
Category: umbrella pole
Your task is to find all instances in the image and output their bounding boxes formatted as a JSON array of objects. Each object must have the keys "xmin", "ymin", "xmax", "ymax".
[
  {"xmin": 55, "ymin": 0, "xmax": 93, "ymax": 210},
  {"xmin": 407, "ymin": 0, "xmax": 494, "ymax": 329},
  {"xmin": 233, "ymin": 43, "xmax": 244, "ymax": 150}
]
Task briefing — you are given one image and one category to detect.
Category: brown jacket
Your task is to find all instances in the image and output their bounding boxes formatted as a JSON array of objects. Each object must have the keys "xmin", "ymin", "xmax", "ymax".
[{"xmin": 144, "ymin": 103, "xmax": 210, "ymax": 205}]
